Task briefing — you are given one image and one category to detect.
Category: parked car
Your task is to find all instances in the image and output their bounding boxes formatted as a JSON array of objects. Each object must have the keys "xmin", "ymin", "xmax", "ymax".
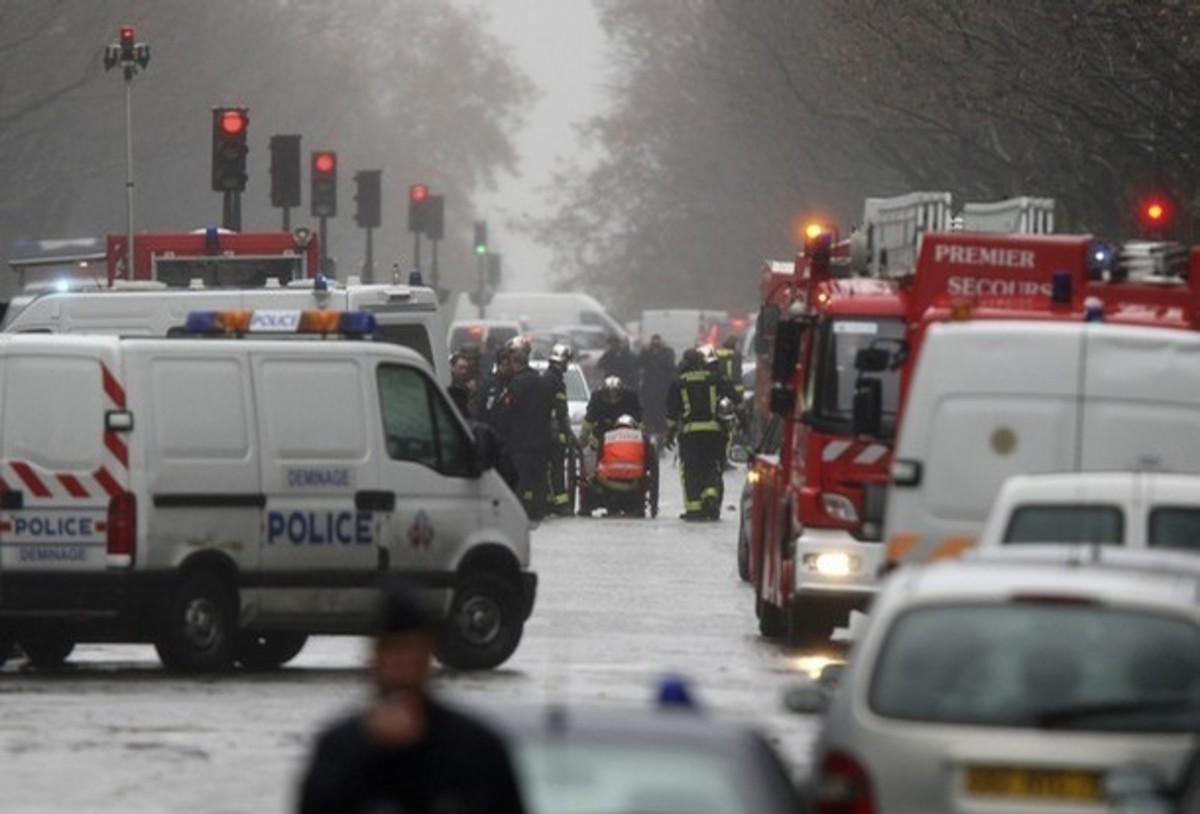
[
  {"xmin": 803, "ymin": 548, "xmax": 1200, "ymax": 814},
  {"xmin": 978, "ymin": 471, "xmax": 1200, "ymax": 552},
  {"xmin": 484, "ymin": 700, "xmax": 808, "ymax": 814}
]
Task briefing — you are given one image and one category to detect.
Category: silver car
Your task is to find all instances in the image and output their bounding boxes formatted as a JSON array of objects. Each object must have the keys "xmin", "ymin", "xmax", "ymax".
[{"xmin": 806, "ymin": 548, "xmax": 1200, "ymax": 813}]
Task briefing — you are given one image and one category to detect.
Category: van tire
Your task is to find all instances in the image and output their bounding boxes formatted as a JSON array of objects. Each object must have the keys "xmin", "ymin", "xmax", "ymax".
[
  {"xmin": 20, "ymin": 631, "xmax": 75, "ymax": 670},
  {"xmin": 435, "ymin": 573, "xmax": 523, "ymax": 671},
  {"xmin": 155, "ymin": 572, "xmax": 237, "ymax": 673},
  {"xmin": 235, "ymin": 632, "xmax": 308, "ymax": 671}
]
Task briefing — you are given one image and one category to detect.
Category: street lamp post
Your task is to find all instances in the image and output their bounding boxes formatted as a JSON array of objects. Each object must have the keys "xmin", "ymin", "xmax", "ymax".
[{"xmin": 104, "ymin": 25, "xmax": 150, "ymax": 281}]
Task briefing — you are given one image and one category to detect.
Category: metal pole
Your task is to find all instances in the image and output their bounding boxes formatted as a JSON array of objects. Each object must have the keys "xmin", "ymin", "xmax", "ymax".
[
  {"xmin": 364, "ymin": 227, "xmax": 374, "ymax": 283},
  {"xmin": 124, "ymin": 75, "xmax": 135, "ymax": 280},
  {"xmin": 222, "ymin": 191, "xmax": 242, "ymax": 232},
  {"xmin": 431, "ymin": 238, "xmax": 440, "ymax": 290},
  {"xmin": 319, "ymin": 216, "xmax": 329, "ymax": 275},
  {"xmin": 413, "ymin": 233, "xmax": 422, "ymax": 274},
  {"xmin": 282, "ymin": 206, "xmax": 291, "ymax": 231},
  {"xmin": 476, "ymin": 253, "xmax": 486, "ymax": 319}
]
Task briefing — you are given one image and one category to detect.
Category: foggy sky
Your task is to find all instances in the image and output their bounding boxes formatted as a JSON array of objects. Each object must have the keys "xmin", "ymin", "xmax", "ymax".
[{"xmin": 479, "ymin": 0, "xmax": 607, "ymax": 292}]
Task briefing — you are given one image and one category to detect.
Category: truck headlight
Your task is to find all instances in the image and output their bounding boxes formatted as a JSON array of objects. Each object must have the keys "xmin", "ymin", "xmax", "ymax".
[
  {"xmin": 804, "ymin": 551, "xmax": 861, "ymax": 577},
  {"xmin": 820, "ymin": 492, "xmax": 859, "ymax": 523}
]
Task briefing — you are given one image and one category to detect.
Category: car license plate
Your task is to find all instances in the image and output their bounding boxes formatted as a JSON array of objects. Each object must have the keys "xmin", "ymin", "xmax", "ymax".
[{"xmin": 965, "ymin": 766, "xmax": 1103, "ymax": 801}]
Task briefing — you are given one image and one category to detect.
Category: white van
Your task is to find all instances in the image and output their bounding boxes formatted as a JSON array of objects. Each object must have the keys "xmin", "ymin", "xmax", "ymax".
[
  {"xmin": 0, "ymin": 321, "xmax": 532, "ymax": 672},
  {"xmin": 1, "ymin": 278, "xmax": 450, "ymax": 384},
  {"xmin": 886, "ymin": 321, "xmax": 1200, "ymax": 565},
  {"xmin": 978, "ymin": 471, "xmax": 1200, "ymax": 552},
  {"xmin": 454, "ymin": 291, "xmax": 627, "ymax": 340}
]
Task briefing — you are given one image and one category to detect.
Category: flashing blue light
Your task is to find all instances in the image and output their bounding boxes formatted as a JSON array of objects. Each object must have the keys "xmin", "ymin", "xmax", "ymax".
[
  {"xmin": 314, "ymin": 273, "xmax": 329, "ymax": 292},
  {"xmin": 408, "ymin": 268, "xmax": 423, "ymax": 286},
  {"xmin": 1051, "ymin": 270, "xmax": 1072, "ymax": 305},
  {"xmin": 54, "ymin": 278, "xmax": 71, "ymax": 293},
  {"xmin": 656, "ymin": 674, "xmax": 697, "ymax": 709},
  {"xmin": 1084, "ymin": 297, "xmax": 1105, "ymax": 323},
  {"xmin": 1086, "ymin": 241, "xmax": 1115, "ymax": 281},
  {"xmin": 184, "ymin": 311, "xmax": 220, "ymax": 333},
  {"xmin": 205, "ymin": 226, "xmax": 220, "ymax": 254},
  {"xmin": 339, "ymin": 312, "xmax": 378, "ymax": 336}
]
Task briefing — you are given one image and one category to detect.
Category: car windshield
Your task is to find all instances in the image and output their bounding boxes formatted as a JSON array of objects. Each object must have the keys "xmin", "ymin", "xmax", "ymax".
[
  {"xmin": 564, "ymin": 367, "xmax": 589, "ymax": 401},
  {"xmin": 869, "ymin": 603, "xmax": 1200, "ymax": 732},
  {"xmin": 512, "ymin": 741, "xmax": 750, "ymax": 814},
  {"xmin": 808, "ymin": 317, "xmax": 904, "ymax": 435}
]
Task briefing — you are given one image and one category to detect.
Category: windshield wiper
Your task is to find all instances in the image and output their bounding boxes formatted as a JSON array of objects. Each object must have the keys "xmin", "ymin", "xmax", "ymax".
[{"xmin": 1036, "ymin": 696, "xmax": 1197, "ymax": 728}]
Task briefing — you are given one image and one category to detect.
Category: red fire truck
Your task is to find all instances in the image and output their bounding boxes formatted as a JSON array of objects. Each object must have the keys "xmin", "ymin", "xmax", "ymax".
[
  {"xmin": 743, "ymin": 223, "xmax": 1200, "ymax": 646},
  {"xmin": 106, "ymin": 228, "xmax": 322, "ymax": 287}
]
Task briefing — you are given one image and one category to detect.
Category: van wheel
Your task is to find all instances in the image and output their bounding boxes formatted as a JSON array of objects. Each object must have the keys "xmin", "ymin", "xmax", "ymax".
[
  {"xmin": 235, "ymin": 632, "xmax": 308, "ymax": 671},
  {"xmin": 435, "ymin": 573, "xmax": 523, "ymax": 671},
  {"xmin": 20, "ymin": 631, "xmax": 75, "ymax": 670},
  {"xmin": 155, "ymin": 572, "xmax": 237, "ymax": 673}
]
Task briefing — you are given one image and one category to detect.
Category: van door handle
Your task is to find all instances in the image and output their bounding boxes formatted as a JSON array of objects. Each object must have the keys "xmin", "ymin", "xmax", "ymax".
[
  {"xmin": 0, "ymin": 491, "xmax": 24, "ymax": 510},
  {"xmin": 356, "ymin": 490, "xmax": 395, "ymax": 512}
]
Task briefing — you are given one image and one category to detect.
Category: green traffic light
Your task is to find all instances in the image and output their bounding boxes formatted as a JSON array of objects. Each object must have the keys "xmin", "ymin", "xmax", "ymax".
[{"xmin": 475, "ymin": 244, "xmax": 488, "ymax": 255}]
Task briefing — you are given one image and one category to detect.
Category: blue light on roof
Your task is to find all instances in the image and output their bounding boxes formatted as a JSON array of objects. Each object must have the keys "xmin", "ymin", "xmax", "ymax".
[
  {"xmin": 184, "ymin": 311, "xmax": 219, "ymax": 333},
  {"xmin": 339, "ymin": 312, "xmax": 378, "ymax": 336}
]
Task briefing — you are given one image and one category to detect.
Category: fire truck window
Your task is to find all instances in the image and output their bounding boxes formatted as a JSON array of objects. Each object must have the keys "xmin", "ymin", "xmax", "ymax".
[{"xmin": 1148, "ymin": 507, "xmax": 1200, "ymax": 551}]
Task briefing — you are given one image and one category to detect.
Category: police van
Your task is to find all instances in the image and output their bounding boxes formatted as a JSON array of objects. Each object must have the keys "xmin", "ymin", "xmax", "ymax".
[
  {"xmin": 1, "ymin": 276, "xmax": 451, "ymax": 384},
  {"xmin": 0, "ymin": 311, "xmax": 532, "ymax": 672}
]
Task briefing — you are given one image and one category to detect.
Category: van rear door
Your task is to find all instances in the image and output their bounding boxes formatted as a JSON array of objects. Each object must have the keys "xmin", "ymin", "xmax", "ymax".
[{"xmin": 0, "ymin": 339, "xmax": 129, "ymax": 576}]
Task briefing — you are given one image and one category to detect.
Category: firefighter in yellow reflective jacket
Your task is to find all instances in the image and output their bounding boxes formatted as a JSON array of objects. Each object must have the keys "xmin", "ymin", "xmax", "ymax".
[
  {"xmin": 664, "ymin": 347, "xmax": 736, "ymax": 521},
  {"xmin": 542, "ymin": 343, "xmax": 575, "ymax": 517}
]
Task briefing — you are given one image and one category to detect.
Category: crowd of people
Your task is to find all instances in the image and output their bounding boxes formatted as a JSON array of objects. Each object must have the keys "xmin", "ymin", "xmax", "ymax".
[{"xmin": 447, "ymin": 330, "xmax": 745, "ymax": 523}]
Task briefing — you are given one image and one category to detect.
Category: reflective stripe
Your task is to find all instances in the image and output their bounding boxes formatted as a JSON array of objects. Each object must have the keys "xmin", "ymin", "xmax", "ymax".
[
  {"xmin": 682, "ymin": 422, "xmax": 721, "ymax": 434},
  {"xmin": 822, "ymin": 440, "xmax": 851, "ymax": 462},
  {"xmin": 684, "ymin": 499, "xmax": 703, "ymax": 511},
  {"xmin": 700, "ymin": 486, "xmax": 719, "ymax": 499},
  {"xmin": 852, "ymin": 444, "xmax": 889, "ymax": 465}
]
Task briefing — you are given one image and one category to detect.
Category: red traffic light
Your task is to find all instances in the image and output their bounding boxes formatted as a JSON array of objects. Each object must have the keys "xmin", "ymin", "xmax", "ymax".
[
  {"xmin": 120, "ymin": 25, "xmax": 135, "ymax": 45},
  {"xmin": 219, "ymin": 110, "xmax": 247, "ymax": 136},
  {"xmin": 410, "ymin": 183, "xmax": 429, "ymax": 204},
  {"xmin": 313, "ymin": 152, "xmax": 336, "ymax": 174},
  {"xmin": 1143, "ymin": 200, "xmax": 1168, "ymax": 223}
]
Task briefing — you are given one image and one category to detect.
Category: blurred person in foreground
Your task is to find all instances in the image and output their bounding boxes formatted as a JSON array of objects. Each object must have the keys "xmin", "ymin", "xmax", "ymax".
[{"xmin": 298, "ymin": 579, "xmax": 526, "ymax": 814}]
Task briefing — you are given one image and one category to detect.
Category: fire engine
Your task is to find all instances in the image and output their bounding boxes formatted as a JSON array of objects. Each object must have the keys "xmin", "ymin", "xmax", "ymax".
[{"xmin": 741, "ymin": 193, "xmax": 1199, "ymax": 646}]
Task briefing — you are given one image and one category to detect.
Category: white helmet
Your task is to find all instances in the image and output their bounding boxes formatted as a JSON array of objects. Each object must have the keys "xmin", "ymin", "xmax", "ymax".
[
  {"xmin": 505, "ymin": 335, "xmax": 532, "ymax": 355},
  {"xmin": 603, "ymin": 375, "xmax": 623, "ymax": 391},
  {"xmin": 549, "ymin": 342, "xmax": 573, "ymax": 365},
  {"xmin": 699, "ymin": 344, "xmax": 718, "ymax": 366},
  {"xmin": 615, "ymin": 413, "xmax": 637, "ymax": 429}
]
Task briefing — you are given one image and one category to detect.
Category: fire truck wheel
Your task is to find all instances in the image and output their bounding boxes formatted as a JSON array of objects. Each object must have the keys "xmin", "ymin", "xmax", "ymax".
[
  {"xmin": 757, "ymin": 598, "xmax": 788, "ymax": 639},
  {"xmin": 19, "ymin": 629, "xmax": 75, "ymax": 670},
  {"xmin": 435, "ymin": 573, "xmax": 524, "ymax": 671},
  {"xmin": 155, "ymin": 572, "xmax": 238, "ymax": 673},
  {"xmin": 235, "ymin": 632, "xmax": 309, "ymax": 671},
  {"xmin": 0, "ymin": 630, "xmax": 16, "ymax": 666},
  {"xmin": 788, "ymin": 599, "xmax": 845, "ymax": 650},
  {"xmin": 736, "ymin": 510, "xmax": 751, "ymax": 582}
]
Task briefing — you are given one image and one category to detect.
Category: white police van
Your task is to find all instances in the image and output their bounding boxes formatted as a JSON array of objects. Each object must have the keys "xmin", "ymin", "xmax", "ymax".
[
  {"xmin": 1, "ymin": 276, "xmax": 451, "ymax": 384},
  {"xmin": 0, "ymin": 310, "xmax": 532, "ymax": 672}
]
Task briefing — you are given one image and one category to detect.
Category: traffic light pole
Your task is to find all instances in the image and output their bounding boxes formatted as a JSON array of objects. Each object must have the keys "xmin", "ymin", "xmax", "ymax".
[
  {"xmin": 476, "ymin": 253, "xmax": 487, "ymax": 318},
  {"xmin": 222, "ymin": 191, "xmax": 242, "ymax": 232},
  {"xmin": 123, "ymin": 77, "xmax": 135, "ymax": 280},
  {"xmin": 281, "ymin": 206, "xmax": 291, "ymax": 231},
  {"xmin": 363, "ymin": 227, "xmax": 374, "ymax": 283},
  {"xmin": 413, "ymin": 233, "xmax": 422, "ymax": 275},
  {"xmin": 319, "ymin": 216, "xmax": 329, "ymax": 276},
  {"xmin": 431, "ymin": 238, "xmax": 440, "ymax": 290}
]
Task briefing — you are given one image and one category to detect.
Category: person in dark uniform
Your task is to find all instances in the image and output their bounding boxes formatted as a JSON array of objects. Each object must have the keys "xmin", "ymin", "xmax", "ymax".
[
  {"xmin": 597, "ymin": 335, "xmax": 639, "ymax": 392},
  {"xmin": 490, "ymin": 337, "xmax": 553, "ymax": 522},
  {"xmin": 298, "ymin": 578, "xmax": 526, "ymax": 814},
  {"xmin": 542, "ymin": 343, "xmax": 576, "ymax": 517},
  {"xmin": 638, "ymin": 333, "xmax": 676, "ymax": 440},
  {"xmin": 665, "ymin": 347, "xmax": 736, "ymax": 521}
]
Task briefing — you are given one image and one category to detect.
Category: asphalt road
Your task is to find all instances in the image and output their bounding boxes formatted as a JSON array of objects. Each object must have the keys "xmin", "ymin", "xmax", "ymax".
[{"xmin": 0, "ymin": 464, "xmax": 830, "ymax": 813}]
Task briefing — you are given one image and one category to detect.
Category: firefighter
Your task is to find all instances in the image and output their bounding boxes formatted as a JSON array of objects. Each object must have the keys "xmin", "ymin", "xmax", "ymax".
[
  {"xmin": 542, "ymin": 343, "xmax": 575, "ymax": 517},
  {"xmin": 665, "ymin": 347, "xmax": 736, "ymax": 521},
  {"xmin": 489, "ymin": 337, "xmax": 553, "ymax": 522},
  {"xmin": 578, "ymin": 376, "xmax": 642, "ymax": 517}
]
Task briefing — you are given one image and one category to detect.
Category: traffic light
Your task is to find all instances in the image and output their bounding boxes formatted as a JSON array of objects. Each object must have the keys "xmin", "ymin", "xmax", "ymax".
[
  {"xmin": 426, "ymin": 195, "xmax": 445, "ymax": 241},
  {"xmin": 211, "ymin": 107, "xmax": 249, "ymax": 192},
  {"xmin": 474, "ymin": 220, "xmax": 488, "ymax": 255},
  {"xmin": 119, "ymin": 24, "xmax": 135, "ymax": 62},
  {"xmin": 408, "ymin": 184, "xmax": 430, "ymax": 233},
  {"xmin": 1137, "ymin": 194, "xmax": 1173, "ymax": 239},
  {"xmin": 354, "ymin": 170, "xmax": 382, "ymax": 229},
  {"xmin": 311, "ymin": 151, "xmax": 337, "ymax": 217},
  {"xmin": 269, "ymin": 135, "xmax": 301, "ymax": 208}
]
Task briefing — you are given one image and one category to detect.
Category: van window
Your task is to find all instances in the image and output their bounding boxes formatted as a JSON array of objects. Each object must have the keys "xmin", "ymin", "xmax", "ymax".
[
  {"xmin": 375, "ymin": 323, "xmax": 434, "ymax": 366},
  {"xmin": 1148, "ymin": 507, "xmax": 1200, "ymax": 551},
  {"xmin": 1003, "ymin": 505, "xmax": 1124, "ymax": 545},
  {"xmin": 378, "ymin": 365, "xmax": 471, "ymax": 476}
]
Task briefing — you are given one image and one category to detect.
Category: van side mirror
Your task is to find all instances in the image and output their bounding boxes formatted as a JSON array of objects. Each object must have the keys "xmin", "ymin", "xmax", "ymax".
[{"xmin": 853, "ymin": 378, "xmax": 882, "ymax": 437}]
